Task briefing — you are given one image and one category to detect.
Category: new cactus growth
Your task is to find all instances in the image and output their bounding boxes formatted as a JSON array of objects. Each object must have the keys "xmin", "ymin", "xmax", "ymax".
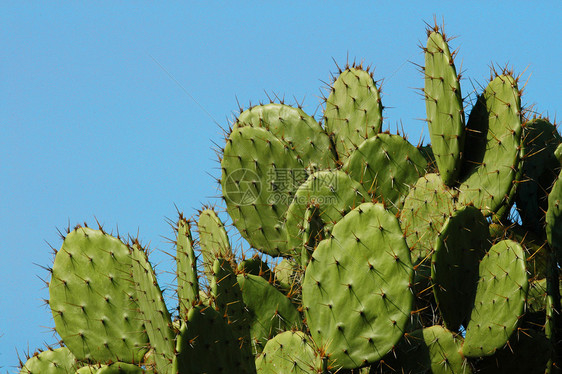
[{"xmin": 19, "ymin": 22, "xmax": 562, "ymax": 374}]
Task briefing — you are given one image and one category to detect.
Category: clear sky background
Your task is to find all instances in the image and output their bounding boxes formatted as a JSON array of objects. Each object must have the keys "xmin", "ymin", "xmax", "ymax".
[{"xmin": 1, "ymin": 1, "xmax": 560, "ymax": 371}]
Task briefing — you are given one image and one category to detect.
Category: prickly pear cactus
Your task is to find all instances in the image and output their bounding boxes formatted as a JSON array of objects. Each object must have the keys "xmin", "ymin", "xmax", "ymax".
[{"xmin": 19, "ymin": 21, "xmax": 562, "ymax": 374}]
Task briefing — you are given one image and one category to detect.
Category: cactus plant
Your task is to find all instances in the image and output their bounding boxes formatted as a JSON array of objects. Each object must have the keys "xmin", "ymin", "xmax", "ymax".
[{"xmin": 18, "ymin": 22, "xmax": 562, "ymax": 374}]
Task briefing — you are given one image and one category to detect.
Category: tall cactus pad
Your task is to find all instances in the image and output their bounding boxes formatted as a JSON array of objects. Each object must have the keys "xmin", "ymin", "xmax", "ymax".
[
  {"xmin": 458, "ymin": 74, "xmax": 522, "ymax": 215},
  {"xmin": 130, "ymin": 244, "xmax": 175, "ymax": 373},
  {"xmin": 463, "ymin": 240, "xmax": 528, "ymax": 357},
  {"xmin": 424, "ymin": 30, "xmax": 465, "ymax": 186},
  {"xmin": 517, "ymin": 118, "xmax": 561, "ymax": 233},
  {"xmin": 400, "ymin": 173, "xmax": 456, "ymax": 266},
  {"xmin": 324, "ymin": 67, "xmax": 383, "ymax": 161},
  {"xmin": 211, "ymin": 258, "xmax": 255, "ymax": 373},
  {"xmin": 49, "ymin": 227, "xmax": 148, "ymax": 363},
  {"xmin": 237, "ymin": 273, "xmax": 303, "ymax": 354},
  {"xmin": 221, "ymin": 126, "xmax": 307, "ymax": 256},
  {"xmin": 300, "ymin": 205, "xmax": 324, "ymax": 265},
  {"xmin": 285, "ymin": 170, "xmax": 369, "ymax": 256},
  {"xmin": 387, "ymin": 326, "xmax": 471, "ymax": 374},
  {"xmin": 432, "ymin": 206, "xmax": 490, "ymax": 331},
  {"xmin": 176, "ymin": 217, "xmax": 199, "ymax": 320},
  {"xmin": 198, "ymin": 208, "xmax": 232, "ymax": 275},
  {"xmin": 546, "ymin": 169, "xmax": 562, "ymax": 262},
  {"xmin": 19, "ymin": 347, "xmax": 78, "ymax": 374},
  {"xmin": 344, "ymin": 133, "xmax": 427, "ymax": 212},
  {"xmin": 173, "ymin": 306, "xmax": 246, "ymax": 373},
  {"xmin": 255, "ymin": 331, "xmax": 324, "ymax": 374},
  {"xmin": 234, "ymin": 104, "xmax": 336, "ymax": 170},
  {"xmin": 302, "ymin": 203, "xmax": 413, "ymax": 369}
]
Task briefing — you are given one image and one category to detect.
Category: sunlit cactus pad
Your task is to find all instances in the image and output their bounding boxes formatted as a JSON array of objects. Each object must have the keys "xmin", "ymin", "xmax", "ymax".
[{"xmin": 302, "ymin": 203, "xmax": 413, "ymax": 369}]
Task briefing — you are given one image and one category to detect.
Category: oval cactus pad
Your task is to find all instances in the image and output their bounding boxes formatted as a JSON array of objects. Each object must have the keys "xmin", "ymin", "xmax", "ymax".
[
  {"xmin": 344, "ymin": 133, "xmax": 427, "ymax": 212},
  {"xmin": 432, "ymin": 206, "xmax": 490, "ymax": 331},
  {"xmin": 324, "ymin": 67, "xmax": 383, "ymax": 161},
  {"xmin": 49, "ymin": 227, "xmax": 148, "ymax": 363},
  {"xmin": 19, "ymin": 347, "xmax": 78, "ymax": 374},
  {"xmin": 221, "ymin": 126, "xmax": 307, "ymax": 256},
  {"xmin": 237, "ymin": 273, "xmax": 303, "ymax": 354},
  {"xmin": 302, "ymin": 203, "xmax": 413, "ymax": 369},
  {"xmin": 255, "ymin": 331, "xmax": 323, "ymax": 374},
  {"xmin": 463, "ymin": 240, "xmax": 528, "ymax": 357},
  {"xmin": 458, "ymin": 74, "xmax": 522, "ymax": 216},
  {"xmin": 234, "ymin": 103, "xmax": 336, "ymax": 170}
]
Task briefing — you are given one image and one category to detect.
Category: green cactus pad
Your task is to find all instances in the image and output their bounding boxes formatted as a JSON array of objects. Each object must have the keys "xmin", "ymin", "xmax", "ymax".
[
  {"xmin": 301, "ymin": 204, "xmax": 324, "ymax": 253},
  {"xmin": 238, "ymin": 254, "xmax": 273, "ymax": 281},
  {"xmin": 526, "ymin": 278, "xmax": 548, "ymax": 313},
  {"xmin": 234, "ymin": 103, "xmax": 336, "ymax": 170},
  {"xmin": 546, "ymin": 169, "xmax": 562, "ymax": 262},
  {"xmin": 463, "ymin": 240, "xmax": 528, "ymax": 357},
  {"xmin": 424, "ymin": 30, "xmax": 465, "ymax": 186},
  {"xmin": 211, "ymin": 258, "xmax": 245, "ymax": 325},
  {"xmin": 19, "ymin": 347, "xmax": 78, "ymax": 374},
  {"xmin": 221, "ymin": 126, "xmax": 307, "ymax": 256},
  {"xmin": 399, "ymin": 173, "xmax": 456, "ymax": 266},
  {"xmin": 555, "ymin": 143, "xmax": 562, "ymax": 164},
  {"xmin": 343, "ymin": 133, "xmax": 427, "ymax": 212},
  {"xmin": 255, "ymin": 331, "xmax": 324, "ymax": 374},
  {"xmin": 197, "ymin": 208, "xmax": 232, "ymax": 275},
  {"xmin": 237, "ymin": 273, "xmax": 303, "ymax": 354},
  {"xmin": 302, "ymin": 203, "xmax": 413, "ymax": 369},
  {"xmin": 173, "ymin": 305, "xmax": 247, "ymax": 373},
  {"xmin": 130, "ymin": 244, "xmax": 175, "ymax": 374},
  {"xmin": 458, "ymin": 74, "xmax": 522, "ymax": 216},
  {"xmin": 475, "ymin": 329, "xmax": 551, "ymax": 374},
  {"xmin": 324, "ymin": 67, "xmax": 383, "ymax": 161},
  {"xmin": 76, "ymin": 363, "xmax": 145, "ymax": 374},
  {"xmin": 285, "ymin": 170, "xmax": 369, "ymax": 257},
  {"xmin": 432, "ymin": 206, "xmax": 490, "ymax": 331},
  {"xmin": 274, "ymin": 258, "xmax": 302, "ymax": 291},
  {"xmin": 516, "ymin": 118, "xmax": 561, "ymax": 233},
  {"xmin": 211, "ymin": 258, "xmax": 255, "ymax": 372},
  {"xmin": 176, "ymin": 217, "xmax": 199, "ymax": 320},
  {"xmin": 49, "ymin": 227, "xmax": 148, "ymax": 363},
  {"xmin": 388, "ymin": 325, "xmax": 471, "ymax": 374}
]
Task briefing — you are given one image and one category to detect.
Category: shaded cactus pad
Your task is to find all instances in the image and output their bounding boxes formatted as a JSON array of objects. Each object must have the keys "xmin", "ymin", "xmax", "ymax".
[{"xmin": 463, "ymin": 240, "xmax": 528, "ymax": 357}]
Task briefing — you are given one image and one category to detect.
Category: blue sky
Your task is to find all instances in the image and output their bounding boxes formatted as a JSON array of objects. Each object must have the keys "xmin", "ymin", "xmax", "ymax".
[{"xmin": 1, "ymin": 1, "xmax": 560, "ymax": 370}]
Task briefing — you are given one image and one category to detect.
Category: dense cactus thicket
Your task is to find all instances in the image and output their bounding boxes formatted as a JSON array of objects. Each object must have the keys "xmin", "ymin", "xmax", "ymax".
[{"xmin": 19, "ymin": 23, "xmax": 562, "ymax": 373}]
